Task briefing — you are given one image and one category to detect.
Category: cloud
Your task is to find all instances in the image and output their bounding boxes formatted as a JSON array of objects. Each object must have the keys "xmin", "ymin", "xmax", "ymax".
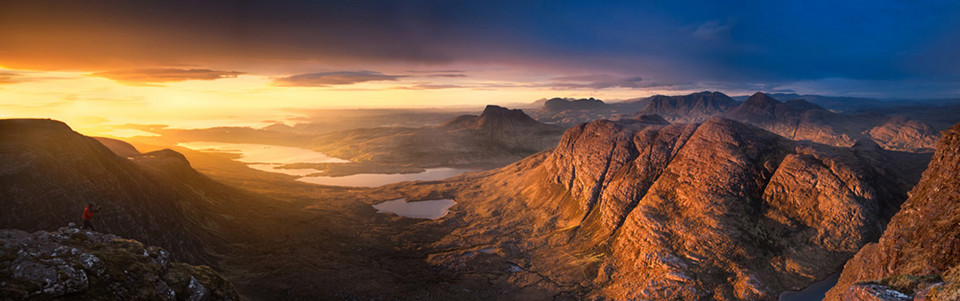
[
  {"xmin": 548, "ymin": 74, "xmax": 645, "ymax": 89},
  {"xmin": 406, "ymin": 70, "xmax": 465, "ymax": 74},
  {"xmin": 273, "ymin": 71, "xmax": 406, "ymax": 87},
  {"xmin": 0, "ymin": 71, "xmax": 23, "ymax": 84},
  {"xmin": 406, "ymin": 70, "xmax": 467, "ymax": 78},
  {"xmin": 396, "ymin": 84, "xmax": 464, "ymax": 90},
  {"xmin": 421, "ymin": 73, "xmax": 468, "ymax": 78},
  {"xmin": 90, "ymin": 68, "xmax": 243, "ymax": 84},
  {"xmin": 692, "ymin": 20, "xmax": 733, "ymax": 41}
]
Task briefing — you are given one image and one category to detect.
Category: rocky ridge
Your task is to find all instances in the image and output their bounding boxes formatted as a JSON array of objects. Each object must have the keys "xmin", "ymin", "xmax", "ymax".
[
  {"xmin": 427, "ymin": 116, "xmax": 928, "ymax": 300},
  {"xmin": 0, "ymin": 226, "xmax": 238, "ymax": 300},
  {"xmin": 825, "ymin": 121, "xmax": 960, "ymax": 300}
]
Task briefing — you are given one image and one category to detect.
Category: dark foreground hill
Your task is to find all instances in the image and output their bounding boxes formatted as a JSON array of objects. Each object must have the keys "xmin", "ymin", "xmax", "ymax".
[
  {"xmin": 0, "ymin": 226, "xmax": 238, "ymax": 300},
  {"xmin": 826, "ymin": 122, "xmax": 960, "ymax": 300},
  {"xmin": 0, "ymin": 118, "xmax": 277, "ymax": 264}
]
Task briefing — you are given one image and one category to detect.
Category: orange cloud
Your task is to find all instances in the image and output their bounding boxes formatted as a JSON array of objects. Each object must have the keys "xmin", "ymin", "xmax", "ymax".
[
  {"xmin": 272, "ymin": 71, "xmax": 406, "ymax": 87},
  {"xmin": 0, "ymin": 71, "xmax": 23, "ymax": 84},
  {"xmin": 90, "ymin": 68, "xmax": 244, "ymax": 84}
]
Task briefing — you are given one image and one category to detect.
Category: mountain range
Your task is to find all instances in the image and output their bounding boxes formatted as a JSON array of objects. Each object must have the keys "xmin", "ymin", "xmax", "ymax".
[{"xmin": 2, "ymin": 91, "xmax": 959, "ymax": 300}]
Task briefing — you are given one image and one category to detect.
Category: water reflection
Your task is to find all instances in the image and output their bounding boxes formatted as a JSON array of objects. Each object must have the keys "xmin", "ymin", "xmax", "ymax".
[
  {"xmin": 297, "ymin": 168, "xmax": 473, "ymax": 187},
  {"xmin": 372, "ymin": 198, "xmax": 456, "ymax": 219}
]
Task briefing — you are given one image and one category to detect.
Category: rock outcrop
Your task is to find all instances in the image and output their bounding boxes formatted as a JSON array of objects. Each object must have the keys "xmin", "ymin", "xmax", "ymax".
[
  {"xmin": 866, "ymin": 116, "xmax": 938, "ymax": 153},
  {"xmin": 826, "ymin": 122, "xmax": 960, "ymax": 300},
  {"xmin": 0, "ymin": 226, "xmax": 238, "ymax": 300}
]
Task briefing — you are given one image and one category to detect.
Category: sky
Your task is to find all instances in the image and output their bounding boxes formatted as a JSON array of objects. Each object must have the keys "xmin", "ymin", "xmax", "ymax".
[{"xmin": 1, "ymin": 0, "xmax": 959, "ymax": 135}]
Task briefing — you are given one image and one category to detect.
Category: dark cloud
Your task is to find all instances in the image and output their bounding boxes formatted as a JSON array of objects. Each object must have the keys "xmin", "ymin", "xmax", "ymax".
[
  {"xmin": 548, "ymin": 74, "xmax": 645, "ymax": 89},
  {"xmin": 90, "ymin": 68, "xmax": 243, "ymax": 84},
  {"xmin": 273, "ymin": 71, "xmax": 406, "ymax": 87}
]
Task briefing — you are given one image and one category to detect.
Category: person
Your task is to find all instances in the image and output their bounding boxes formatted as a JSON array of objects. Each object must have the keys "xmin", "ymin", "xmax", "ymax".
[{"xmin": 82, "ymin": 203, "xmax": 102, "ymax": 230}]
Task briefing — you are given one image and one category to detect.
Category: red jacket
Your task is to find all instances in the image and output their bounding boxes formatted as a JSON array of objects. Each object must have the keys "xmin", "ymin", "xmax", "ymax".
[{"xmin": 83, "ymin": 206, "xmax": 94, "ymax": 221}]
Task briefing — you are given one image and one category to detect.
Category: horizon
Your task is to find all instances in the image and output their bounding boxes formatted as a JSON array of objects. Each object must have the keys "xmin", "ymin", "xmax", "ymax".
[{"xmin": 2, "ymin": 0, "xmax": 960, "ymax": 136}]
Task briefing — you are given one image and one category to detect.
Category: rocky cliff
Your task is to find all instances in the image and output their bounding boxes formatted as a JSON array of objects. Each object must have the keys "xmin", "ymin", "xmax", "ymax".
[
  {"xmin": 0, "ymin": 226, "xmax": 238, "ymax": 300},
  {"xmin": 826, "ymin": 122, "xmax": 960, "ymax": 300}
]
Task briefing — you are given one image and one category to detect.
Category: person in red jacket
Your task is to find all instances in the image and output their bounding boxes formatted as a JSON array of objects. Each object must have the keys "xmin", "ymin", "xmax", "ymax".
[{"xmin": 82, "ymin": 203, "xmax": 101, "ymax": 230}]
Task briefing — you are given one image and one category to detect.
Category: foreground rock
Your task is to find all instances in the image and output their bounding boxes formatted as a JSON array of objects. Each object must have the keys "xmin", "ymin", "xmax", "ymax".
[
  {"xmin": 826, "ymin": 122, "xmax": 960, "ymax": 300},
  {"xmin": 0, "ymin": 226, "xmax": 239, "ymax": 300}
]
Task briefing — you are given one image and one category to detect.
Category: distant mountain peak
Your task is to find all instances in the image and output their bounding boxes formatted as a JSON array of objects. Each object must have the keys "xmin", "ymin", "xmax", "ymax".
[
  {"xmin": 480, "ymin": 105, "xmax": 533, "ymax": 120},
  {"xmin": 742, "ymin": 92, "xmax": 780, "ymax": 108},
  {"xmin": 442, "ymin": 105, "xmax": 545, "ymax": 131},
  {"xmin": 542, "ymin": 97, "xmax": 608, "ymax": 112},
  {"xmin": 637, "ymin": 91, "xmax": 736, "ymax": 123}
]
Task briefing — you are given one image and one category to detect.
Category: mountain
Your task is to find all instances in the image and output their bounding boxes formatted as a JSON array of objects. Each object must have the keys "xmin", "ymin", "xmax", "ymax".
[
  {"xmin": 93, "ymin": 136, "xmax": 142, "ymax": 157},
  {"xmin": 309, "ymin": 105, "xmax": 564, "ymax": 170},
  {"xmin": 441, "ymin": 105, "xmax": 543, "ymax": 131},
  {"xmin": 826, "ymin": 121, "xmax": 960, "ymax": 300},
  {"xmin": 722, "ymin": 92, "xmax": 943, "ymax": 152},
  {"xmin": 407, "ymin": 116, "xmax": 929, "ymax": 300},
  {"xmin": 532, "ymin": 97, "xmax": 650, "ymax": 127},
  {"xmin": 0, "ymin": 226, "xmax": 238, "ymax": 300},
  {"xmin": 541, "ymin": 97, "xmax": 609, "ymax": 113},
  {"xmin": 0, "ymin": 118, "xmax": 271, "ymax": 264},
  {"xmin": 733, "ymin": 93, "xmax": 892, "ymax": 112},
  {"xmin": 734, "ymin": 93, "xmax": 960, "ymax": 113},
  {"xmin": 637, "ymin": 91, "xmax": 739, "ymax": 122}
]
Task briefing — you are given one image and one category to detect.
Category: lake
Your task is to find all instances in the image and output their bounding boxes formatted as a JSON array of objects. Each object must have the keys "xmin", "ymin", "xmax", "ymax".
[
  {"xmin": 178, "ymin": 141, "xmax": 474, "ymax": 187},
  {"xmin": 177, "ymin": 141, "xmax": 348, "ymax": 165},
  {"xmin": 372, "ymin": 198, "xmax": 456, "ymax": 219},
  {"xmin": 297, "ymin": 167, "xmax": 473, "ymax": 187}
]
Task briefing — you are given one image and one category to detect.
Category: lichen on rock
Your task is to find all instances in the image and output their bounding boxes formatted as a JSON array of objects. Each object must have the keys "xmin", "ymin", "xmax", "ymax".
[{"xmin": 0, "ymin": 226, "xmax": 238, "ymax": 300}]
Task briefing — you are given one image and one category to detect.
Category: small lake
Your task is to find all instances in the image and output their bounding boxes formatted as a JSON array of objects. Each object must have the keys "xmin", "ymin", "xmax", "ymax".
[
  {"xmin": 297, "ymin": 167, "xmax": 473, "ymax": 187},
  {"xmin": 779, "ymin": 273, "xmax": 840, "ymax": 301},
  {"xmin": 372, "ymin": 198, "xmax": 456, "ymax": 219},
  {"xmin": 177, "ymin": 141, "xmax": 348, "ymax": 166}
]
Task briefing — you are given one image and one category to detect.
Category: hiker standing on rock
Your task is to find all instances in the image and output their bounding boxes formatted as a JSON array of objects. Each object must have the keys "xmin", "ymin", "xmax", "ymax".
[{"xmin": 82, "ymin": 203, "xmax": 101, "ymax": 230}]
